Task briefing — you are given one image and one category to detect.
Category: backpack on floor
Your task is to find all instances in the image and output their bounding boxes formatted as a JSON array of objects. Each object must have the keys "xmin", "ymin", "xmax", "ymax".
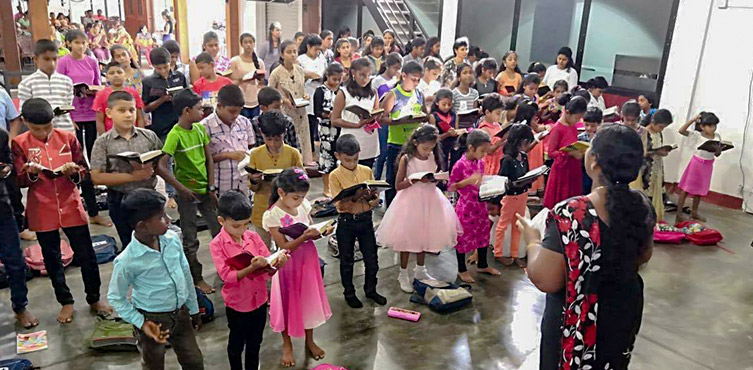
[
  {"xmin": 0, "ymin": 358, "xmax": 35, "ymax": 370},
  {"xmin": 88, "ymin": 317, "xmax": 138, "ymax": 351},
  {"xmin": 23, "ymin": 240, "xmax": 73, "ymax": 276},
  {"xmin": 326, "ymin": 235, "xmax": 363, "ymax": 261},
  {"xmin": 410, "ymin": 279, "xmax": 472, "ymax": 313},
  {"xmin": 675, "ymin": 221, "xmax": 724, "ymax": 246},
  {"xmin": 91, "ymin": 235, "xmax": 118, "ymax": 264},
  {"xmin": 195, "ymin": 288, "xmax": 215, "ymax": 323},
  {"xmin": 653, "ymin": 222, "xmax": 686, "ymax": 244}
]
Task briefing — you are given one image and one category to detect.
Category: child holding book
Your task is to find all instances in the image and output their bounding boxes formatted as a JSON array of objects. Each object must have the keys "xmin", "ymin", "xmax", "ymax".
[
  {"xmin": 473, "ymin": 58, "xmax": 498, "ymax": 96},
  {"xmin": 142, "ymin": 47, "xmax": 189, "ymax": 142},
  {"xmin": 677, "ymin": 112, "xmax": 722, "ymax": 222},
  {"xmin": 314, "ymin": 62, "xmax": 345, "ymax": 197},
  {"xmin": 93, "ymin": 61, "xmax": 145, "ymax": 133},
  {"xmin": 90, "ymin": 91, "xmax": 162, "ymax": 248},
  {"xmin": 263, "ymin": 168, "xmax": 331, "ymax": 368},
  {"xmin": 376, "ymin": 125, "xmax": 460, "ymax": 293},
  {"xmin": 229, "ymin": 33, "xmax": 266, "ymax": 121},
  {"xmin": 428, "ymin": 89, "xmax": 459, "ymax": 170},
  {"xmin": 579, "ymin": 106, "xmax": 603, "ymax": 194},
  {"xmin": 372, "ymin": 52, "xmax": 403, "ymax": 180},
  {"xmin": 249, "ymin": 111, "xmax": 304, "ymax": 248},
  {"xmin": 203, "ymin": 85, "xmax": 256, "ymax": 195},
  {"xmin": 477, "ymin": 93, "xmax": 507, "ymax": 175},
  {"xmin": 496, "ymin": 51, "xmax": 523, "ymax": 96},
  {"xmin": 450, "ymin": 130, "xmax": 500, "ymax": 283},
  {"xmin": 210, "ymin": 190, "xmax": 289, "ymax": 370},
  {"xmin": 639, "ymin": 109, "xmax": 674, "ymax": 221},
  {"xmin": 543, "ymin": 93, "xmax": 587, "ymax": 209},
  {"xmin": 452, "ymin": 63, "xmax": 480, "ymax": 129},
  {"xmin": 417, "ymin": 57, "xmax": 442, "ymax": 108},
  {"xmin": 329, "ymin": 135, "xmax": 386, "ymax": 308},
  {"xmin": 192, "ymin": 52, "xmax": 234, "ymax": 109},
  {"xmin": 12, "ymin": 98, "xmax": 112, "ymax": 323},
  {"xmin": 494, "ymin": 124, "xmax": 534, "ymax": 266},
  {"xmin": 107, "ymin": 189, "xmax": 204, "ymax": 370},
  {"xmin": 158, "ymin": 89, "xmax": 222, "ymax": 294},
  {"xmin": 380, "ymin": 61, "xmax": 427, "ymax": 207},
  {"xmin": 252, "ymin": 87, "xmax": 300, "ymax": 150}
]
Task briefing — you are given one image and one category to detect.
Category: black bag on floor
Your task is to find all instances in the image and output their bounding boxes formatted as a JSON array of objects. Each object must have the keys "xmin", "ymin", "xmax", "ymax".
[
  {"xmin": 91, "ymin": 235, "xmax": 118, "ymax": 263},
  {"xmin": 195, "ymin": 287, "xmax": 215, "ymax": 323},
  {"xmin": 0, "ymin": 358, "xmax": 35, "ymax": 370}
]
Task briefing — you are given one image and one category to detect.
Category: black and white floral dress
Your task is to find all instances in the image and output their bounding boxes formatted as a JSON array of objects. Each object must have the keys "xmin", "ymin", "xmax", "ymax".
[{"xmin": 314, "ymin": 84, "xmax": 339, "ymax": 173}]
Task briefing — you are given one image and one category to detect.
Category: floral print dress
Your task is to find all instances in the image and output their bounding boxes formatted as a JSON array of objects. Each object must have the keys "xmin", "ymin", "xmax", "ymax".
[
  {"xmin": 540, "ymin": 196, "xmax": 653, "ymax": 370},
  {"xmin": 449, "ymin": 154, "xmax": 490, "ymax": 253}
]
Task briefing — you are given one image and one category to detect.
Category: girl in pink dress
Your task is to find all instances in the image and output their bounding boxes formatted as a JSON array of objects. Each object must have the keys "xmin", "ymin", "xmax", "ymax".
[
  {"xmin": 450, "ymin": 130, "xmax": 500, "ymax": 283},
  {"xmin": 376, "ymin": 125, "xmax": 461, "ymax": 293},
  {"xmin": 543, "ymin": 93, "xmax": 588, "ymax": 209},
  {"xmin": 263, "ymin": 168, "xmax": 332, "ymax": 368}
]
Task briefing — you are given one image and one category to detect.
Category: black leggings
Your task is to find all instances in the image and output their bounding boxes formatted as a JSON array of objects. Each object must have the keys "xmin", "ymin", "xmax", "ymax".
[
  {"xmin": 75, "ymin": 121, "xmax": 99, "ymax": 217},
  {"xmin": 456, "ymin": 247, "xmax": 489, "ymax": 273}
]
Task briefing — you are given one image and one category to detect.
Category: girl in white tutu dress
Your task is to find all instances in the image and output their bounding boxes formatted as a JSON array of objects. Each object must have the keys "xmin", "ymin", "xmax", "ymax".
[{"xmin": 376, "ymin": 125, "xmax": 461, "ymax": 293}]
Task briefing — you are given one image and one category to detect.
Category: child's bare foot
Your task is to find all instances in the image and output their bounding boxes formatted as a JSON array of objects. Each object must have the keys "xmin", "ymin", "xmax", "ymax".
[
  {"xmin": 477, "ymin": 267, "xmax": 501, "ymax": 276},
  {"xmin": 458, "ymin": 271, "xmax": 475, "ymax": 283},
  {"xmin": 497, "ymin": 257, "xmax": 514, "ymax": 266},
  {"xmin": 90, "ymin": 301, "xmax": 113, "ymax": 316},
  {"xmin": 514, "ymin": 258, "xmax": 527, "ymax": 268},
  {"xmin": 306, "ymin": 340, "xmax": 325, "ymax": 361},
  {"xmin": 691, "ymin": 212, "xmax": 707, "ymax": 222},
  {"xmin": 89, "ymin": 215, "xmax": 113, "ymax": 227},
  {"xmin": 676, "ymin": 212, "xmax": 690, "ymax": 223},
  {"xmin": 57, "ymin": 304, "xmax": 75, "ymax": 323},
  {"xmin": 166, "ymin": 197, "xmax": 178, "ymax": 209},
  {"xmin": 15, "ymin": 310, "xmax": 39, "ymax": 328},
  {"xmin": 466, "ymin": 250, "xmax": 478, "ymax": 265},
  {"xmin": 19, "ymin": 229, "xmax": 37, "ymax": 241},
  {"xmin": 195, "ymin": 280, "xmax": 215, "ymax": 294},
  {"xmin": 280, "ymin": 341, "xmax": 295, "ymax": 367}
]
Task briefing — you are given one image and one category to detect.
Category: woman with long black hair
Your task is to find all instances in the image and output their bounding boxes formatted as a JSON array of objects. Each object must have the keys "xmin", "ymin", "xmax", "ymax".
[{"xmin": 258, "ymin": 22, "xmax": 282, "ymax": 68}]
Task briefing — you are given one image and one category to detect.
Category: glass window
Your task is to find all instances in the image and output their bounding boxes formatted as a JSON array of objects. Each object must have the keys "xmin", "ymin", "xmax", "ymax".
[
  {"xmin": 458, "ymin": 0, "xmax": 516, "ymax": 61},
  {"xmin": 580, "ymin": 0, "xmax": 675, "ymax": 92},
  {"xmin": 515, "ymin": 0, "xmax": 584, "ymax": 75}
]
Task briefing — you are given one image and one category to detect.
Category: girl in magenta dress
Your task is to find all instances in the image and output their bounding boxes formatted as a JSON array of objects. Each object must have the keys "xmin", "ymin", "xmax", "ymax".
[
  {"xmin": 449, "ymin": 130, "xmax": 500, "ymax": 283},
  {"xmin": 543, "ymin": 93, "xmax": 588, "ymax": 209},
  {"xmin": 263, "ymin": 168, "xmax": 331, "ymax": 367}
]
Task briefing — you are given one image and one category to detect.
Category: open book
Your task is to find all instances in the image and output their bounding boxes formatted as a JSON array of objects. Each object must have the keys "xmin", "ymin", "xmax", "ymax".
[
  {"xmin": 53, "ymin": 105, "xmax": 75, "ymax": 116},
  {"xmin": 108, "ymin": 150, "xmax": 164, "ymax": 164},
  {"xmin": 278, "ymin": 219, "xmax": 336, "ymax": 240},
  {"xmin": 226, "ymin": 249, "xmax": 290, "ymax": 272},
  {"xmin": 602, "ymin": 106, "xmax": 619, "ymax": 116},
  {"xmin": 27, "ymin": 162, "xmax": 68, "ymax": 178},
  {"xmin": 219, "ymin": 69, "xmax": 234, "ymax": 77},
  {"xmin": 560, "ymin": 141, "xmax": 590, "ymax": 153},
  {"xmin": 653, "ymin": 143, "xmax": 678, "ymax": 152},
  {"xmin": 242, "ymin": 69, "xmax": 267, "ymax": 81},
  {"xmin": 511, "ymin": 165, "xmax": 550, "ymax": 187},
  {"xmin": 479, "ymin": 175, "xmax": 509, "ymax": 201},
  {"xmin": 244, "ymin": 167, "xmax": 283, "ymax": 181},
  {"xmin": 166, "ymin": 85, "xmax": 189, "ymax": 94},
  {"xmin": 392, "ymin": 112, "xmax": 428, "ymax": 125},
  {"xmin": 408, "ymin": 171, "xmax": 449, "ymax": 182},
  {"xmin": 346, "ymin": 105, "xmax": 384, "ymax": 120},
  {"xmin": 534, "ymin": 130, "xmax": 550, "ymax": 142},
  {"xmin": 73, "ymin": 83, "xmax": 105, "ymax": 92},
  {"xmin": 329, "ymin": 180, "xmax": 390, "ymax": 204},
  {"xmin": 495, "ymin": 123, "xmax": 514, "ymax": 139},
  {"xmin": 17, "ymin": 330, "xmax": 48, "ymax": 354},
  {"xmin": 697, "ymin": 139, "xmax": 734, "ymax": 152}
]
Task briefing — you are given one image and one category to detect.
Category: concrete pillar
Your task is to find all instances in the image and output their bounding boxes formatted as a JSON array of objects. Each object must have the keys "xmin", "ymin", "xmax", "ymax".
[
  {"xmin": 226, "ymin": 0, "xmax": 243, "ymax": 57},
  {"xmin": 0, "ymin": 0, "xmax": 21, "ymax": 85},
  {"xmin": 29, "ymin": 0, "xmax": 51, "ymax": 42},
  {"xmin": 302, "ymin": 0, "xmax": 321, "ymax": 34},
  {"xmin": 173, "ymin": 0, "xmax": 189, "ymax": 62}
]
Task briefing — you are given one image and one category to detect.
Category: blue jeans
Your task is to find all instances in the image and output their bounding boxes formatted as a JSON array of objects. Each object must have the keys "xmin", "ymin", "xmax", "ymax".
[
  {"xmin": 0, "ymin": 204, "xmax": 28, "ymax": 313},
  {"xmin": 241, "ymin": 106, "xmax": 261, "ymax": 121},
  {"xmin": 373, "ymin": 126, "xmax": 390, "ymax": 180},
  {"xmin": 385, "ymin": 143, "xmax": 402, "ymax": 208}
]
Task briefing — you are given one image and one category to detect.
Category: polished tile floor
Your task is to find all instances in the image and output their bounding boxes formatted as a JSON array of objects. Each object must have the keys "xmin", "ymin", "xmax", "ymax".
[{"xmin": 1, "ymin": 182, "xmax": 751, "ymax": 369}]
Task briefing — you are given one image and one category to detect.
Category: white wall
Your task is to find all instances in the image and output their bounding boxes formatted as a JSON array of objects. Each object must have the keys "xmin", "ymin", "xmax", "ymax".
[
  {"xmin": 184, "ymin": 0, "xmax": 226, "ymax": 57},
  {"xmin": 661, "ymin": 0, "xmax": 753, "ymax": 207},
  {"xmin": 438, "ymin": 0, "xmax": 457, "ymax": 60}
]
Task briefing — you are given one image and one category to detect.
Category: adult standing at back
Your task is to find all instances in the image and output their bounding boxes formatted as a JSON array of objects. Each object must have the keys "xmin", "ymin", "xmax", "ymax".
[
  {"xmin": 298, "ymin": 34, "xmax": 327, "ymax": 153},
  {"xmin": 229, "ymin": 33, "xmax": 266, "ymax": 121},
  {"xmin": 189, "ymin": 31, "xmax": 230, "ymax": 83},
  {"xmin": 517, "ymin": 123, "xmax": 655, "ymax": 370},
  {"xmin": 258, "ymin": 22, "xmax": 282, "ymax": 70},
  {"xmin": 542, "ymin": 46, "xmax": 579, "ymax": 91}
]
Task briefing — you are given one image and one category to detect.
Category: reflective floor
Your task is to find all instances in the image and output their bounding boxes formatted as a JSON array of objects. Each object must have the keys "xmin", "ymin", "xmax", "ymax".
[{"xmin": 1, "ymin": 180, "xmax": 752, "ymax": 369}]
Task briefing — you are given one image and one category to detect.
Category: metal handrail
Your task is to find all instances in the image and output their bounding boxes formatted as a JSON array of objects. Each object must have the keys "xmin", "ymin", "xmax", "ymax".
[{"xmin": 377, "ymin": 0, "xmax": 411, "ymax": 39}]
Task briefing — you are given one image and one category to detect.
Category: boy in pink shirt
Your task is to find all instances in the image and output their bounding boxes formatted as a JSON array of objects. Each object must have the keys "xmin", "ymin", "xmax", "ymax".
[
  {"xmin": 92, "ymin": 61, "xmax": 145, "ymax": 133},
  {"xmin": 209, "ymin": 190, "xmax": 288, "ymax": 370}
]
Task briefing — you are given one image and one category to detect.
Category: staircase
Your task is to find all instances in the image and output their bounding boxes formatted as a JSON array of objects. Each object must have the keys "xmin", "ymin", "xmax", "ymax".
[{"xmin": 362, "ymin": 0, "xmax": 431, "ymax": 47}]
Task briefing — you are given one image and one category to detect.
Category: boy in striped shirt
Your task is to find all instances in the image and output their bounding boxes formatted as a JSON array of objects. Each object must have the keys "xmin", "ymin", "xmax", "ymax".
[{"xmin": 15, "ymin": 40, "xmax": 75, "ymax": 137}]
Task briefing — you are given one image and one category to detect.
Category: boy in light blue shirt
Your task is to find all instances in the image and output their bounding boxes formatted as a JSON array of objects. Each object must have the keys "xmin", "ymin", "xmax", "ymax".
[{"xmin": 107, "ymin": 189, "xmax": 204, "ymax": 370}]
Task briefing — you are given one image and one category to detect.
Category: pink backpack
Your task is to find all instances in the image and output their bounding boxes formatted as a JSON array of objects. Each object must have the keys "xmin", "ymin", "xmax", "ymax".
[
  {"xmin": 674, "ymin": 221, "xmax": 724, "ymax": 246},
  {"xmin": 653, "ymin": 222, "xmax": 685, "ymax": 244},
  {"xmin": 24, "ymin": 240, "xmax": 74, "ymax": 275}
]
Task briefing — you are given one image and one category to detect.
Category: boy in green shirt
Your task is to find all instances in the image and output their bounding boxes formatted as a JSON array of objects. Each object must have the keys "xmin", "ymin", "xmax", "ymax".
[{"xmin": 158, "ymin": 89, "xmax": 221, "ymax": 294}]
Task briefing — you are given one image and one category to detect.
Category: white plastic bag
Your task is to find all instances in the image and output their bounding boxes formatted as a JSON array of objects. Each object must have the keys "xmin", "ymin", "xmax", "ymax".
[{"xmin": 424, "ymin": 248, "xmax": 459, "ymax": 283}]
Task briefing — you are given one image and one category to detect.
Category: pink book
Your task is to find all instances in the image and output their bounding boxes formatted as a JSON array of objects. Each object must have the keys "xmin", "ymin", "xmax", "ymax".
[{"xmin": 388, "ymin": 307, "xmax": 421, "ymax": 322}]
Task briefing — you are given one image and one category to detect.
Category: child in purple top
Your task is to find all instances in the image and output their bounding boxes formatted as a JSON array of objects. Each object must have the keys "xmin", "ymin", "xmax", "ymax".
[{"xmin": 56, "ymin": 29, "xmax": 110, "ymax": 227}]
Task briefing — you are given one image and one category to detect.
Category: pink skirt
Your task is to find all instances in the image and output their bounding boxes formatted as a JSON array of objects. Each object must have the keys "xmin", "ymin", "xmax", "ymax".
[
  {"xmin": 678, "ymin": 155, "xmax": 714, "ymax": 196},
  {"xmin": 376, "ymin": 183, "xmax": 461, "ymax": 253},
  {"xmin": 269, "ymin": 241, "xmax": 331, "ymax": 337}
]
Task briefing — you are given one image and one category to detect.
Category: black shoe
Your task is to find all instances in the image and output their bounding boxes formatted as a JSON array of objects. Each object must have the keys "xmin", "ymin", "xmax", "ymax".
[
  {"xmin": 365, "ymin": 292, "xmax": 387, "ymax": 306},
  {"xmin": 345, "ymin": 295, "xmax": 363, "ymax": 308}
]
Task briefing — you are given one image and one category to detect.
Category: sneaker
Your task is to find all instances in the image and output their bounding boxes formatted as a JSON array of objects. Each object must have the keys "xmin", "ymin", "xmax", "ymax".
[
  {"xmin": 344, "ymin": 295, "xmax": 363, "ymax": 308},
  {"xmin": 366, "ymin": 292, "xmax": 387, "ymax": 306},
  {"xmin": 397, "ymin": 270, "xmax": 413, "ymax": 293},
  {"xmin": 413, "ymin": 266, "xmax": 434, "ymax": 281}
]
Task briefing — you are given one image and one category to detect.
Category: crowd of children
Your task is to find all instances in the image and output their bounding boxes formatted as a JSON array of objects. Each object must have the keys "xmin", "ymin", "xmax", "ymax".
[{"xmin": 0, "ymin": 22, "xmax": 731, "ymax": 369}]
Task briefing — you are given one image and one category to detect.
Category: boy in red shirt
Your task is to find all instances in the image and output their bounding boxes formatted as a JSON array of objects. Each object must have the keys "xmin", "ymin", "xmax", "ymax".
[
  {"xmin": 93, "ymin": 61, "xmax": 145, "ymax": 133},
  {"xmin": 192, "ymin": 52, "xmax": 233, "ymax": 109},
  {"xmin": 11, "ymin": 98, "xmax": 112, "ymax": 323}
]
